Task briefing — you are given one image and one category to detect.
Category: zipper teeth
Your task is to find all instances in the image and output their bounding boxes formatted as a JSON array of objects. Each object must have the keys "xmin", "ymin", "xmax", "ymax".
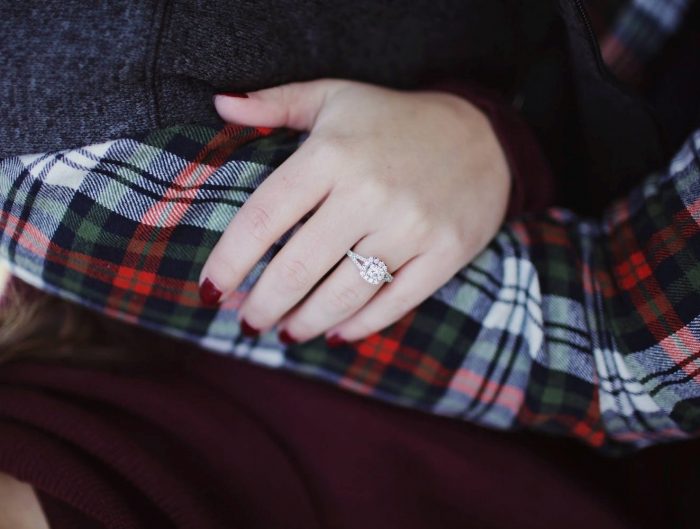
[
  {"xmin": 571, "ymin": 0, "xmax": 670, "ymax": 163},
  {"xmin": 572, "ymin": 0, "xmax": 609, "ymax": 75}
]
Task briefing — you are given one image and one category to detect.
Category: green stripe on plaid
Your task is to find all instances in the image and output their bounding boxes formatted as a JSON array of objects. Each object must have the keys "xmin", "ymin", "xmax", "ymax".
[{"xmin": 3, "ymin": 123, "xmax": 700, "ymax": 454}]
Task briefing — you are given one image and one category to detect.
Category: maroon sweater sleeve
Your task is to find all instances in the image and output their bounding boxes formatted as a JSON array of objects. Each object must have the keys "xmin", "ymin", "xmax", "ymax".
[
  {"xmin": 0, "ymin": 356, "xmax": 651, "ymax": 529},
  {"xmin": 424, "ymin": 80, "xmax": 556, "ymax": 219}
]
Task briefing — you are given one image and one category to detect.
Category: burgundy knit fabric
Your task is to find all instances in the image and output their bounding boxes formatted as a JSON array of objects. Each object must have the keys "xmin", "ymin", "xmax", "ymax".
[{"xmin": 0, "ymin": 346, "xmax": 662, "ymax": 529}]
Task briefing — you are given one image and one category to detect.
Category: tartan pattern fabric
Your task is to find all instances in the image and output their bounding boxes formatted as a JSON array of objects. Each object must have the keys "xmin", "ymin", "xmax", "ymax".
[
  {"xmin": 2, "ymin": 123, "xmax": 700, "ymax": 454},
  {"xmin": 586, "ymin": 0, "xmax": 693, "ymax": 82}
]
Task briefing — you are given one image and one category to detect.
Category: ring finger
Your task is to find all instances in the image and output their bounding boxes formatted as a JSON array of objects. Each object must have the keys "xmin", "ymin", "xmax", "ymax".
[
  {"xmin": 237, "ymin": 191, "xmax": 370, "ymax": 331},
  {"xmin": 277, "ymin": 232, "xmax": 418, "ymax": 343}
]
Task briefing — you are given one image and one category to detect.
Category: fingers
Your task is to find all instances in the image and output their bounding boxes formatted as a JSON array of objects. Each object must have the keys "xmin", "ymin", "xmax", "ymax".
[
  {"xmin": 214, "ymin": 79, "xmax": 348, "ymax": 130},
  {"xmin": 198, "ymin": 140, "xmax": 332, "ymax": 301},
  {"xmin": 275, "ymin": 233, "xmax": 419, "ymax": 343},
  {"xmin": 324, "ymin": 253, "xmax": 456, "ymax": 343},
  {"xmin": 236, "ymin": 193, "xmax": 376, "ymax": 331}
]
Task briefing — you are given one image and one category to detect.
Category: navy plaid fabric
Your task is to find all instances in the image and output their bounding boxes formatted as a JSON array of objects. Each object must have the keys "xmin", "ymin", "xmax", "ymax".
[
  {"xmin": 3, "ymin": 120, "xmax": 700, "ymax": 454},
  {"xmin": 586, "ymin": 0, "xmax": 694, "ymax": 82}
]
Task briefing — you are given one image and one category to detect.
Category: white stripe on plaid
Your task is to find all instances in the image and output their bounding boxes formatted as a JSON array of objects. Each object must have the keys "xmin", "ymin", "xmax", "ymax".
[{"xmin": 3, "ymin": 126, "xmax": 700, "ymax": 452}]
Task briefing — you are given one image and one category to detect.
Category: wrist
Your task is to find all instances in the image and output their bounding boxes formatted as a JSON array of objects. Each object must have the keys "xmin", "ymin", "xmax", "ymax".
[{"xmin": 421, "ymin": 80, "xmax": 556, "ymax": 219}]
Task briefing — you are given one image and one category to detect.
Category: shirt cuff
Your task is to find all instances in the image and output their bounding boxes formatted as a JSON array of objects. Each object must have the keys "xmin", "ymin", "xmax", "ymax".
[{"xmin": 422, "ymin": 80, "xmax": 556, "ymax": 219}]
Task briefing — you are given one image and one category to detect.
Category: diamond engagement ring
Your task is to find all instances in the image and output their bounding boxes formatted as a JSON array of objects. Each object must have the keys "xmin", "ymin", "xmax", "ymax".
[{"xmin": 346, "ymin": 250, "xmax": 393, "ymax": 285}]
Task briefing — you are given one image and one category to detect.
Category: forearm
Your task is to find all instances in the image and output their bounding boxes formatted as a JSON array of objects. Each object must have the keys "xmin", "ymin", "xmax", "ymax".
[
  {"xmin": 422, "ymin": 80, "xmax": 556, "ymax": 219},
  {"xmin": 431, "ymin": 129, "xmax": 700, "ymax": 453}
]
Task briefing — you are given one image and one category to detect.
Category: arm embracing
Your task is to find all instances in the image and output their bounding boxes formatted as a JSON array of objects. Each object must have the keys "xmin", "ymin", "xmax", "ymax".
[
  {"xmin": 433, "ymin": 130, "xmax": 700, "ymax": 453},
  {"xmin": 287, "ymin": 129, "xmax": 700, "ymax": 455}
]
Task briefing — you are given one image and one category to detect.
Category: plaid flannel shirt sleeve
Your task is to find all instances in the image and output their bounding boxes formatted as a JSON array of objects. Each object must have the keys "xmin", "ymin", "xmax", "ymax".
[
  {"xmin": 486, "ymin": 130, "xmax": 700, "ymax": 453},
  {"xmin": 302, "ymin": 128, "xmax": 700, "ymax": 455},
  {"xmin": 2, "ymin": 124, "xmax": 700, "ymax": 455},
  {"xmin": 586, "ymin": 0, "xmax": 694, "ymax": 83}
]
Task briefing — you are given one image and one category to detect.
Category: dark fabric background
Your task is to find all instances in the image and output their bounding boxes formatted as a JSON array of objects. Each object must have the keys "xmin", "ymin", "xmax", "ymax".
[{"xmin": 0, "ymin": 340, "xmax": 698, "ymax": 528}]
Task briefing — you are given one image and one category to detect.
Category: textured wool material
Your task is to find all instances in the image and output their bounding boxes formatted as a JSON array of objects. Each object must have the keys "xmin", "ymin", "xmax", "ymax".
[
  {"xmin": 0, "ymin": 354, "xmax": 639, "ymax": 529},
  {"xmin": 0, "ymin": 0, "xmax": 666, "ymax": 215}
]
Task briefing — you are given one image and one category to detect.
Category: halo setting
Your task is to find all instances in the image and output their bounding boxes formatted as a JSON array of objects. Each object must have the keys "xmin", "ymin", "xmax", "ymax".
[{"xmin": 346, "ymin": 251, "xmax": 393, "ymax": 285}]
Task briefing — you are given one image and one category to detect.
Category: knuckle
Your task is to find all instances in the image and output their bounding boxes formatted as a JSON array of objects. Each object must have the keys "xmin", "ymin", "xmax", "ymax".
[
  {"xmin": 313, "ymin": 133, "xmax": 355, "ymax": 161},
  {"xmin": 437, "ymin": 225, "xmax": 466, "ymax": 250},
  {"xmin": 361, "ymin": 176, "xmax": 390, "ymax": 200},
  {"xmin": 277, "ymin": 258, "xmax": 312, "ymax": 292},
  {"xmin": 349, "ymin": 176, "xmax": 393, "ymax": 213},
  {"xmin": 329, "ymin": 284, "xmax": 361, "ymax": 314},
  {"xmin": 433, "ymin": 228, "xmax": 472, "ymax": 265},
  {"xmin": 413, "ymin": 218, "xmax": 434, "ymax": 244},
  {"xmin": 402, "ymin": 201, "xmax": 434, "ymax": 241},
  {"xmin": 243, "ymin": 203, "xmax": 272, "ymax": 242}
]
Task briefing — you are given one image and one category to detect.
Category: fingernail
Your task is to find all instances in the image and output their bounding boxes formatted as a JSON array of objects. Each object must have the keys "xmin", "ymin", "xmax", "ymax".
[
  {"xmin": 199, "ymin": 278, "xmax": 222, "ymax": 306},
  {"xmin": 278, "ymin": 329, "xmax": 298, "ymax": 345},
  {"xmin": 217, "ymin": 91, "xmax": 249, "ymax": 98},
  {"xmin": 326, "ymin": 334, "xmax": 347, "ymax": 348},
  {"xmin": 240, "ymin": 318, "xmax": 260, "ymax": 338}
]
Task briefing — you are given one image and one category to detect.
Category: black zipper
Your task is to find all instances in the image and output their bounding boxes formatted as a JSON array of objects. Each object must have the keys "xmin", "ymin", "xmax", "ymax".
[
  {"xmin": 571, "ymin": 0, "xmax": 670, "ymax": 155},
  {"xmin": 572, "ymin": 0, "xmax": 613, "ymax": 81}
]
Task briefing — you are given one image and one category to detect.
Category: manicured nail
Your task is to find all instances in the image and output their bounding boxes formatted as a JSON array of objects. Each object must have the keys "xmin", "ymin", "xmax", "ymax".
[
  {"xmin": 240, "ymin": 319, "xmax": 260, "ymax": 338},
  {"xmin": 217, "ymin": 92, "xmax": 249, "ymax": 98},
  {"xmin": 326, "ymin": 334, "xmax": 347, "ymax": 348},
  {"xmin": 199, "ymin": 278, "xmax": 222, "ymax": 306},
  {"xmin": 278, "ymin": 329, "xmax": 298, "ymax": 345}
]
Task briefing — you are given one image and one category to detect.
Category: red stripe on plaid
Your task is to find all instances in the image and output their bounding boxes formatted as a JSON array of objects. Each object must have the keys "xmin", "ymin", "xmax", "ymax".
[
  {"xmin": 649, "ymin": 225, "xmax": 685, "ymax": 259},
  {"xmin": 594, "ymin": 268, "xmax": 616, "ymax": 297},
  {"xmin": 0, "ymin": 213, "xmax": 201, "ymax": 306},
  {"xmin": 540, "ymin": 224, "xmax": 570, "ymax": 246},
  {"xmin": 338, "ymin": 308, "xmax": 527, "ymax": 417},
  {"xmin": 510, "ymin": 222, "xmax": 531, "ymax": 245},
  {"xmin": 518, "ymin": 396, "xmax": 606, "ymax": 448},
  {"xmin": 113, "ymin": 267, "xmax": 157, "ymax": 295},
  {"xmin": 600, "ymin": 33, "xmax": 645, "ymax": 81},
  {"xmin": 572, "ymin": 396, "xmax": 605, "ymax": 446},
  {"xmin": 616, "ymin": 251, "xmax": 652, "ymax": 289},
  {"xmin": 685, "ymin": 196, "xmax": 700, "ymax": 222},
  {"xmin": 109, "ymin": 126, "xmax": 272, "ymax": 313},
  {"xmin": 658, "ymin": 326, "xmax": 700, "ymax": 382},
  {"xmin": 525, "ymin": 220, "xmax": 572, "ymax": 248},
  {"xmin": 609, "ymin": 211, "xmax": 700, "ymax": 381},
  {"xmin": 451, "ymin": 367, "xmax": 525, "ymax": 415},
  {"xmin": 341, "ymin": 310, "xmax": 455, "ymax": 392}
]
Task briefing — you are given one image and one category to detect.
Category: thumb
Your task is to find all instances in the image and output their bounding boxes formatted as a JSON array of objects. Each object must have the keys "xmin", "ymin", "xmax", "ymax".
[{"xmin": 213, "ymin": 79, "xmax": 347, "ymax": 131}]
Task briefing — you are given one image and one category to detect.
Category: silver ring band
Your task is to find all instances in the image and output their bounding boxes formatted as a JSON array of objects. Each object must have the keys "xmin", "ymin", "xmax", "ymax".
[{"xmin": 346, "ymin": 250, "xmax": 393, "ymax": 285}]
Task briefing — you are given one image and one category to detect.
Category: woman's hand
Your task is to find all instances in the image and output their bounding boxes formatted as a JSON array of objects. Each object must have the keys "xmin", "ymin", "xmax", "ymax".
[{"xmin": 199, "ymin": 79, "xmax": 510, "ymax": 345}]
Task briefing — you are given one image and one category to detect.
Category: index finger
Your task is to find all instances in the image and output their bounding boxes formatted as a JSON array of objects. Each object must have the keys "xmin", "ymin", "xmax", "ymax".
[{"xmin": 198, "ymin": 140, "xmax": 331, "ymax": 303}]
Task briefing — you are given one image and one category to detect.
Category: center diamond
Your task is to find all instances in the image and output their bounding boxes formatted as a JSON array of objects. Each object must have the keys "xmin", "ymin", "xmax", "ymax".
[{"xmin": 360, "ymin": 257, "xmax": 388, "ymax": 285}]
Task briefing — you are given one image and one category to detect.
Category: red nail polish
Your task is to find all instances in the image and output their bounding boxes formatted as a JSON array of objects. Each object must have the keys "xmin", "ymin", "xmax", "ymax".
[
  {"xmin": 240, "ymin": 319, "xmax": 260, "ymax": 338},
  {"xmin": 199, "ymin": 278, "xmax": 222, "ymax": 306},
  {"xmin": 217, "ymin": 91, "xmax": 249, "ymax": 98},
  {"xmin": 326, "ymin": 334, "xmax": 347, "ymax": 348},
  {"xmin": 278, "ymin": 329, "xmax": 297, "ymax": 345}
]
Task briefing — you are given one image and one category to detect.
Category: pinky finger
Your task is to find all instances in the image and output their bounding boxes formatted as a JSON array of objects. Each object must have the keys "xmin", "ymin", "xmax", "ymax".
[{"xmin": 327, "ymin": 253, "xmax": 454, "ymax": 342}]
